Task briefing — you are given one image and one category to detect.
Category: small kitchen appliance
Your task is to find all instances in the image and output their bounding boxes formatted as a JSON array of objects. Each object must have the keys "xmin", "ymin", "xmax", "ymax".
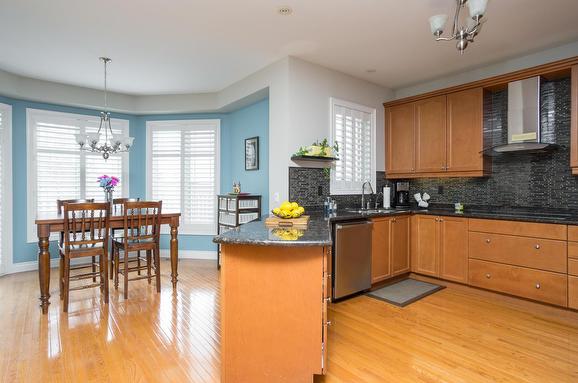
[{"xmin": 395, "ymin": 181, "xmax": 410, "ymax": 207}]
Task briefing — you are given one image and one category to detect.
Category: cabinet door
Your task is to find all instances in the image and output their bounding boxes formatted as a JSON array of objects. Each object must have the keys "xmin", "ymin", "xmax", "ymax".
[
  {"xmin": 439, "ymin": 217, "xmax": 468, "ymax": 283},
  {"xmin": 371, "ymin": 218, "xmax": 391, "ymax": 283},
  {"xmin": 411, "ymin": 215, "xmax": 438, "ymax": 276},
  {"xmin": 391, "ymin": 216, "xmax": 411, "ymax": 276},
  {"xmin": 571, "ymin": 65, "xmax": 578, "ymax": 173},
  {"xmin": 446, "ymin": 88, "xmax": 484, "ymax": 172},
  {"xmin": 386, "ymin": 103, "xmax": 415, "ymax": 174},
  {"xmin": 415, "ymin": 96, "xmax": 447, "ymax": 173}
]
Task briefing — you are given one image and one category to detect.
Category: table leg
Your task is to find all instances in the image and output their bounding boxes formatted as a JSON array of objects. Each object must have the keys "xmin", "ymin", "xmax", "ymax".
[
  {"xmin": 170, "ymin": 218, "xmax": 179, "ymax": 288},
  {"xmin": 38, "ymin": 224, "xmax": 51, "ymax": 314}
]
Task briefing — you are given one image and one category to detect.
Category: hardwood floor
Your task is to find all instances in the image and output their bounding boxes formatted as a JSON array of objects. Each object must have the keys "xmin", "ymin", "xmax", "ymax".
[{"xmin": 1, "ymin": 260, "xmax": 577, "ymax": 383}]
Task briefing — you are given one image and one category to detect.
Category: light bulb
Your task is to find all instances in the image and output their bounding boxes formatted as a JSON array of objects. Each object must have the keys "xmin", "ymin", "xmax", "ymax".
[
  {"xmin": 429, "ymin": 14, "xmax": 448, "ymax": 35},
  {"xmin": 468, "ymin": 0, "xmax": 488, "ymax": 18}
]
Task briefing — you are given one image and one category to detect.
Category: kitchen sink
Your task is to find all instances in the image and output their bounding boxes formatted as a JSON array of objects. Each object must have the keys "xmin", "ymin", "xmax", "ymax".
[{"xmin": 345, "ymin": 208, "xmax": 407, "ymax": 214}]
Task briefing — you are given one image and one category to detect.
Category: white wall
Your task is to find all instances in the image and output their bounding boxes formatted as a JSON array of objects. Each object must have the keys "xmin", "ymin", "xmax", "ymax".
[{"xmin": 394, "ymin": 40, "xmax": 578, "ymax": 99}]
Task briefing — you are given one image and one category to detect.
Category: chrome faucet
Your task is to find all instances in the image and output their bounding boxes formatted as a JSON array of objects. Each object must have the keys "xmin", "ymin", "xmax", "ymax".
[{"xmin": 361, "ymin": 181, "xmax": 374, "ymax": 210}]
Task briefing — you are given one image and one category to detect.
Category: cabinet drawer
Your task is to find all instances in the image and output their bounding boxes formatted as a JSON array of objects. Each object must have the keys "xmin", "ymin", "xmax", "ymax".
[
  {"xmin": 570, "ymin": 276, "xmax": 578, "ymax": 310},
  {"xmin": 468, "ymin": 259, "xmax": 567, "ymax": 306},
  {"xmin": 468, "ymin": 219, "xmax": 567, "ymax": 240},
  {"xmin": 568, "ymin": 226, "xmax": 578, "ymax": 242},
  {"xmin": 569, "ymin": 259, "xmax": 578, "ymax": 277},
  {"xmin": 468, "ymin": 232, "xmax": 567, "ymax": 273},
  {"xmin": 569, "ymin": 242, "xmax": 578, "ymax": 259}
]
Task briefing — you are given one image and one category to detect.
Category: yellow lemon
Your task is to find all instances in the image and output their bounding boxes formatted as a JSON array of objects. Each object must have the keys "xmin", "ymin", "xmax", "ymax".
[
  {"xmin": 272, "ymin": 207, "xmax": 281, "ymax": 215},
  {"xmin": 280, "ymin": 201, "xmax": 292, "ymax": 211},
  {"xmin": 290, "ymin": 202, "xmax": 299, "ymax": 210}
]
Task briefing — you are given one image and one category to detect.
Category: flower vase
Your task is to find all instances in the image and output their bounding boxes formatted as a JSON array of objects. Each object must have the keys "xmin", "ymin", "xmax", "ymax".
[{"xmin": 104, "ymin": 189, "xmax": 113, "ymax": 210}]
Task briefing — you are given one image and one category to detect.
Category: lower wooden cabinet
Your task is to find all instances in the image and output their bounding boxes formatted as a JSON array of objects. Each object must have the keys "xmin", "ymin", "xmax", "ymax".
[
  {"xmin": 469, "ymin": 259, "xmax": 567, "ymax": 307},
  {"xmin": 569, "ymin": 276, "xmax": 578, "ymax": 310},
  {"xmin": 411, "ymin": 215, "xmax": 468, "ymax": 283},
  {"xmin": 371, "ymin": 215, "xmax": 410, "ymax": 284}
]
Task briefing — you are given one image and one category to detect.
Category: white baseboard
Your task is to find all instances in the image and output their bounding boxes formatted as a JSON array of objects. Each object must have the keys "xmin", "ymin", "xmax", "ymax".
[
  {"xmin": 159, "ymin": 249, "xmax": 217, "ymax": 260},
  {"xmin": 3, "ymin": 249, "xmax": 217, "ymax": 275}
]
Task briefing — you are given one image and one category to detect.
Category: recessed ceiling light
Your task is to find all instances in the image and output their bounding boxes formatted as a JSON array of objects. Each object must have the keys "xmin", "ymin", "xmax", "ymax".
[
  {"xmin": 366, "ymin": 69, "xmax": 377, "ymax": 73},
  {"xmin": 278, "ymin": 6, "xmax": 293, "ymax": 16}
]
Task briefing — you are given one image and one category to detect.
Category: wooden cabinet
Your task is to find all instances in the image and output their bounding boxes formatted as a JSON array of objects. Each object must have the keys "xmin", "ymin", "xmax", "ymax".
[
  {"xmin": 386, "ymin": 103, "xmax": 415, "ymax": 174},
  {"xmin": 385, "ymin": 88, "xmax": 488, "ymax": 179},
  {"xmin": 371, "ymin": 218, "xmax": 391, "ymax": 283},
  {"xmin": 439, "ymin": 216, "xmax": 469, "ymax": 283},
  {"xmin": 391, "ymin": 215, "xmax": 411, "ymax": 276},
  {"xmin": 415, "ymin": 96, "xmax": 446, "ymax": 173},
  {"xmin": 411, "ymin": 215, "xmax": 468, "ymax": 283},
  {"xmin": 446, "ymin": 88, "xmax": 488, "ymax": 174},
  {"xmin": 371, "ymin": 215, "xmax": 410, "ymax": 284},
  {"xmin": 411, "ymin": 215, "xmax": 438, "ymax": 276}
]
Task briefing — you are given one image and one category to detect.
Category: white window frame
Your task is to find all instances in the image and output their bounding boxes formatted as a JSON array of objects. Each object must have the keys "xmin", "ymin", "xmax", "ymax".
[
  {"xmin": 146, "ymin": 119, "xmax": 221, "ymax": 236},
  {"xmin": 0, "ymin": 103, "xmax": 12, "ymax": 275},
  {"xmin": 329, "ymin": 97, "xmax": 376, "ymax": 195},
  {"xmin": 26, "ymin": 108, "xmax": 130, "ymax": 242}
]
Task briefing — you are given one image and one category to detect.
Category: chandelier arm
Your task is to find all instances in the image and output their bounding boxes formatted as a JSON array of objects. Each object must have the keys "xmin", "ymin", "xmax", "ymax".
[
  {"xmin": 451, "ymin": 0, "xmax": 462, "ymax": 37},
  {"xmin": 435, "ymin": 36, "xmax": 457, "ymax": 42}
]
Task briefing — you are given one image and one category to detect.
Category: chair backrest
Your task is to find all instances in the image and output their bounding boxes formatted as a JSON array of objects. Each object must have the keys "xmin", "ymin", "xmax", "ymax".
[
  {"xmin": 62, "ymin": 202, "xmax": 110, "ymax": 249},
  {"xmin": 112, "ymin": 198, "xmax": 140, "ymax": 214},
  {"xmin": 57, "ymin": 199, "xmax": 94, "ymax": 214},
  {"xmin": 122, "ymin": 201, "xmax": 162, "ymax": 242}
]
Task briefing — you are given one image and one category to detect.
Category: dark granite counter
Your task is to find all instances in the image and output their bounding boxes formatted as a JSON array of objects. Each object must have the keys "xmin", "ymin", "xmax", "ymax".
[{"xmin": 213, "ymin": 206, "xmax": 578, "ymax": 247}]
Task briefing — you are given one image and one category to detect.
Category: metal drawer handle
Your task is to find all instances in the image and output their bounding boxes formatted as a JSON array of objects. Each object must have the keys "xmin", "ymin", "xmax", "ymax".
[
  {"xmin": 535, "ymin": 244, "xmax": 541, "ymax": 250},
  {"xmin": 535, "ymin": 283, "xmax": 541, "ymax": 289},
  {"xmin": 485, "ymin": 239, "xmax": 491, "ymax": 244},
  {"xmin": 485, "ymin": 273, "xmax": 491, "ymax": 279}
]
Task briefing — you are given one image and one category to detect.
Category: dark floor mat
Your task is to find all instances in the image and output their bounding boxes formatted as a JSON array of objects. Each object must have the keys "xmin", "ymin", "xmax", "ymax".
[{"xmin": 367, "ymin": 278, "xmax": 445, "ymax": 307}]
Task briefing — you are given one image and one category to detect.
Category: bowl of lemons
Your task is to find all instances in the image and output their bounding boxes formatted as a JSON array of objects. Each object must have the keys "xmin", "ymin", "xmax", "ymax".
[{"xmin": 272, "ymin": 201, "xmax": 305, "ymax": 219}]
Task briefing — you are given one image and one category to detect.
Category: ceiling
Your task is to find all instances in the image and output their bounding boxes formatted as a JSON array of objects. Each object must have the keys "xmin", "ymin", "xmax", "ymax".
[{"xmin": 1, "ymin": 0, "xmax": 578, "ymax": 95}]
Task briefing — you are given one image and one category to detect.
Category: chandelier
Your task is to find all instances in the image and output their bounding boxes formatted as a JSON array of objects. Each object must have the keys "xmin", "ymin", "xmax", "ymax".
[
  {"xmin": 75, "ymin": 57, "xmax": 134, "ymax": 160},
  {"xmin": 428, "ymin": 0, "xmax": 488, "ymax": 54}
]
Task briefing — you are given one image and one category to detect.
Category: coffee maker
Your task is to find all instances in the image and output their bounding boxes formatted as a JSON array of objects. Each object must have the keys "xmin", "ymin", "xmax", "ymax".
[{"xmin": 394, "ymin": 181, "xmax": 410, "ymax": 207}]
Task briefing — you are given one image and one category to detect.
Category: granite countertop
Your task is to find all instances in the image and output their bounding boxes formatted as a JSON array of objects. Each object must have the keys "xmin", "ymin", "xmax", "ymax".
[{"xmin": 213, "ymin": 205, "xmax": 578, "ymax": 247}]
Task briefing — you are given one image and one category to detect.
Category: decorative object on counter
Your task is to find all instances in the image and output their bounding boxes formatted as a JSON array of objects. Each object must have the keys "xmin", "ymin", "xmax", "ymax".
[
  {"xmin": 383, "ymin": 186, "xmax": 391, "ymax": 209},
  {"xmin": 231, "ymin": 181, "xmax": 241, "ymax": 194},
  {"xmin": 272, "ymin": 201, "xmax": 305, "ymax": 219},
  {"xmin": 97, "ymin": 174, "xmax": 119, "ymax": 204},
  {"xmin": 245, "ymin": 136, "xmax": 259, "ymax": 171},
  {"xmin": 270, "ymin": 227, "xmax": 305, "ymax": 241},
  {"xmin": 414, "ymin": 192, "xmax": 429, "ymax": 209},
  {"xmin": 265, "ymin": 214, "xmax": 310, "ymax": 229},
  {"xmin": 324, "ymin": 197, "xmax": 337, "ymax": 215},
  {"xmin": 428, "ymin": 0, "xmax": 488, "ymax": 54},
  {"xmin": 454, "ymin": 202, "xmax": 464, "ymax": 212},
  {"xmin": 75, "ymin": 57, "xmax": 135, "ymax": 160}
]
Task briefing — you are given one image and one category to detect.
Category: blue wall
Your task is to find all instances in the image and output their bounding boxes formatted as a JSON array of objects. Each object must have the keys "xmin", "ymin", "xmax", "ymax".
[{"xmin": 0, "ymin": 95, "xmax": 269, "ymax": 263}]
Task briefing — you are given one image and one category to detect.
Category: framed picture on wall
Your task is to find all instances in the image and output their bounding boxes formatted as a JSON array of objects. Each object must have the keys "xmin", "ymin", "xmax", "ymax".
[{"xmin": 245, "ymin": 136, "xmax": 259, "ymax": 171}]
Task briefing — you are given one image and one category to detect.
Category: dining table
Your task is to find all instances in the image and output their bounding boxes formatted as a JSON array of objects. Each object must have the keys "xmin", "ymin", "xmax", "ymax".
[{"xmin": 35, "ymin": 211, "xmax": 181, "ymax": 314}]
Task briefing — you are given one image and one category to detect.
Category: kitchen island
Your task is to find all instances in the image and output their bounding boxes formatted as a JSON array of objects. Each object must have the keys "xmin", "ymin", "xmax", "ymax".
[{"xmin": 214, "ymin": 215, "xmax": 332, "ymax": 383}]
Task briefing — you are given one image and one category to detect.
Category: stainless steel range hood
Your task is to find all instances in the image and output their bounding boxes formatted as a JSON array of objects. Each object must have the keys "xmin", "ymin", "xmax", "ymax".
[{"xmin": 489, "ymin": 76, "xmax": 557, "ymax": 154}]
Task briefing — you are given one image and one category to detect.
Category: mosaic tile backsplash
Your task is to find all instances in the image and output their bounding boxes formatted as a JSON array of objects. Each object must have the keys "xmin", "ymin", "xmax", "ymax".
[{"xmin": 289, "ymin": 77, "xmax": 576, "ymax": 210}]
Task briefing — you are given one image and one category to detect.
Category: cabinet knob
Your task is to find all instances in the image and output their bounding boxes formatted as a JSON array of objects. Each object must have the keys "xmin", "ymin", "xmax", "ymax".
[
  {"xmin": 392, "ymin": 218, "xmax": 396, "ymax": 223},
  {"xmin": 535, "ymin": 244, "xmax": 541, "ymax": 250},
  {"xmin": 485, "ymin": 273, "xmax": 491, "ymax": 279},
  {"xmin": 435, "ymin": 218, "xmax": 439, "ymax": 222},
  {"xmin": 411, "ymin": 168, "xmax": 415, "ymax": 172},
  {"xmin": 326, "ymin": 321, "xmax": 332, "ymax": 327},
  {"xmin": 485, "ymin": 238, "xmax": 491, "ymax": 244},
  {"xmin": 439, "ymin": 218, "xmax": 444, "ymax": 222},
  {"xmin": 535, "ymin": 283, "xmax": 541, "ymax": 289},
  {"xmin": 441, "ymin": 166, "xmax": 445, "ymax": 170},
  {"xmin": 325, "ymin": 297, "xmax": 332, "ymax": 303}
]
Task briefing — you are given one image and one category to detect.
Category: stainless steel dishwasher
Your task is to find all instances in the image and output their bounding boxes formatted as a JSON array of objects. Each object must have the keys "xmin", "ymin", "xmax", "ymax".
[{"xmin": 332, "ymin": 220, "xmax": 372, "ymax": 300}]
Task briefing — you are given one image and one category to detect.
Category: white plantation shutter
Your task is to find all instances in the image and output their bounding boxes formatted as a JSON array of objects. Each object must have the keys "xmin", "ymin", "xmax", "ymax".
[
  {"xmin": 0, "ymin": 103, "xmax": 12, "ymax": 274},
  {"xmin": 147, "ymin": 120, "xmax": 220, "ymax": 235},
  {"xmin": 27, "ymin": 109, "xmax": 129, "ymax": 241},
  {"xmin": 330, "ymin": 98, "xmax": 376, "ymax": 194}
]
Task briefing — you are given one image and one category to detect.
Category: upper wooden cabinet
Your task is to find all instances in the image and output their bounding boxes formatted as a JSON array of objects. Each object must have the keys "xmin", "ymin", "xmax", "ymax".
[
  {"xmin": 415, "ymin": 96, "xmax": 447, "ymax": 173},
  {"xmin": 386, "ymin": 103, "xmax": 415, "ymax": 174},
  {"xmin": 384, "ymin": 88, "xmax": 490, "ymax": 179},
  {"xmin": 446, "ymin": 88, "xmax": 488, "ymax": 174}
]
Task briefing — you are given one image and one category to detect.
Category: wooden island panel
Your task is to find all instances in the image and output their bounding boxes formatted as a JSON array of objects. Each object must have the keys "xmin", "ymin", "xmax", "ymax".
[{"xmin": 221, "ymin": 244, "xmax": 327, "ymax": 383}]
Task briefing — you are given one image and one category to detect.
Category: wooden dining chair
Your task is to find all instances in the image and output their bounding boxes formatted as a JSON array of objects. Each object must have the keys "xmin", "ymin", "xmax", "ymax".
[
  {"xmin": 112, "ymin": 201, "xmax": 162, "ymax": 299},
  {"xmin": 59, "ymin": 202, "xmax": 110, "ymax": 312},
  {"xmin": 110, "ymin": 198, "xmax": 141, "ymax": 279},
  {"xmin": 56, "ymin": 199, "xmax": 97, "ymax": 288}
]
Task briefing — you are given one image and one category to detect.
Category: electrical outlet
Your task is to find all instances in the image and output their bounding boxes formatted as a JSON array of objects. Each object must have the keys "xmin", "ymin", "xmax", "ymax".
[
  {"xmin": 318, "ymin": 185, "xmax": 323, "ymax": 196},
  {"xmin": 273, "ymin": 192, "xmax": 280, "ymax": 202},
  {"xmin": 438, "ymin": 185, "xmax": 444, "ymax": 194}
]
